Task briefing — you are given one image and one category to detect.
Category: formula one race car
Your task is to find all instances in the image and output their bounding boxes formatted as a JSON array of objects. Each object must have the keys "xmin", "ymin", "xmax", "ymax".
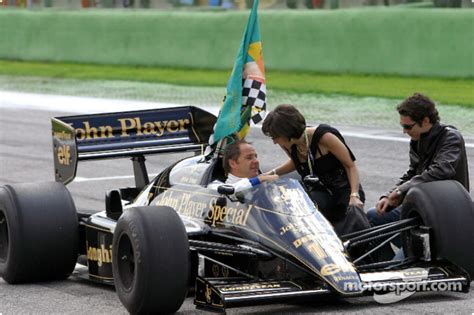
[{"xmin": 0, "ymin": 106, "xmax": 473, "ymax": 313}]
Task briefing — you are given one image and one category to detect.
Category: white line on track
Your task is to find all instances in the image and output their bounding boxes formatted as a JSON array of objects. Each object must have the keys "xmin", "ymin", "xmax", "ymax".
[
  {"xmin": 1, "ymin": 90, "xmax": 472, "ymax": 148},
  {"xmin": 342, "ymin": 132, "xmax": 410, "ymax": 143},
  {"xmin": 4, "ymin": 91, "xmax": 470, "ymax": 183},
  {"xmin": 0, "ymin": 90, "xmax": 218, "ymax": 115}
]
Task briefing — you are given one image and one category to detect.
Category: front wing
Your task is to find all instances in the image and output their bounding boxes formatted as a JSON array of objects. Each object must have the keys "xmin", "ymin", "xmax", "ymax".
[{"xmin": 194, "ymin": 264, "xmax": 470, "ymax": 311}]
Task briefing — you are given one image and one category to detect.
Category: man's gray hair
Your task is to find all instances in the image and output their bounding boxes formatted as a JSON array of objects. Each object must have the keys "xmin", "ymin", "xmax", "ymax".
[{"xmin": 223, "ymin": 140, "xmax": 250, "ymax": 174}]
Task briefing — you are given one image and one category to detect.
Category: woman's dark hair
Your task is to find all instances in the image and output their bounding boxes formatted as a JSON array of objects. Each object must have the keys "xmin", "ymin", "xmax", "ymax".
[
  {"xmin": 262, "ymin": 104, "xmax": 306, "ymax": 140},
  {"xmin": 397, "ymin": 93, "xmax": 440, "ymax": 125}
]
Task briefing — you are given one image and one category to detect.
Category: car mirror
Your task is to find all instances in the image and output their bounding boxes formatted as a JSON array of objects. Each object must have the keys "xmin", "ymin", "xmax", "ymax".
[
  {"xmin": 217, "ymin": 184, "xmax": 235, "ymax": 195},
  {"xmin": 234, "ymin": 192, "xmax": 246, "ymax": 203},
  {"xmin": 105, "ymin": 189, "xmax": 123, "ymax": 220}
]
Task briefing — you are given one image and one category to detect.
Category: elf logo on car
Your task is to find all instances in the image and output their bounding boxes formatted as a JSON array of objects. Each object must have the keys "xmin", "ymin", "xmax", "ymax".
[
  {"xmin": 57, "ymin": 145, "xmax": 71, "ymax": 165},
  {"xmin": 87, "ymin": 244, "xmax": 113, "ymax": 267},
  {"xmin": 321, "ymin": 263, "xmax": 341, "ymax": 276}
]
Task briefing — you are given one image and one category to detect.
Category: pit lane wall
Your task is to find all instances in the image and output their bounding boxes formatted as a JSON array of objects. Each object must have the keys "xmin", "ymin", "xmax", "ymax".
[{"xmin": 0, "ymin": 8, "xmax": 472, "ymax": 78}]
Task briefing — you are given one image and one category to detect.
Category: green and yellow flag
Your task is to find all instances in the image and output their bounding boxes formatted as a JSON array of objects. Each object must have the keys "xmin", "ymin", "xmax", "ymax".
[{"xmin": 207, "ymin": 0, "xmax": 266, "ymax": 154}]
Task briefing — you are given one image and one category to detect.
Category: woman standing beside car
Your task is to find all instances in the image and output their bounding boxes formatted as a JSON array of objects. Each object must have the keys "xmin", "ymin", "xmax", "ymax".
[{"xmin": 262, "ymin": 104, "xmax": 365, "ymax": 224}]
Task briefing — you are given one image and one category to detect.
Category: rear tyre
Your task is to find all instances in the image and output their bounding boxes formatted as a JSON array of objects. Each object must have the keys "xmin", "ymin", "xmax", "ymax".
[
  {"xmin": 112, "ymin": 206, "xmax": 189, "ymax": 314},
  {"xmin": 401, "ymin": 180, "xmax": 474, "ymax": 277},
  {"xmin": 0, "ymin": 182, "xmax": 78, "ymax": 283}
]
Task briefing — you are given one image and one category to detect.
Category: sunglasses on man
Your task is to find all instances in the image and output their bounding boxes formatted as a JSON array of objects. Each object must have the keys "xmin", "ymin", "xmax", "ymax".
[{"xmin": 400, "ymin": 122, "xmax": 417, "ymax": 130}]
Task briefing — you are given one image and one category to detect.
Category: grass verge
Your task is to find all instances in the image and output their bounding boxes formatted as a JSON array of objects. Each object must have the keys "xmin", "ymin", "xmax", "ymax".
[{"xmin": 0, "ymin": 60, "xmax": 472, "ymax": 107}]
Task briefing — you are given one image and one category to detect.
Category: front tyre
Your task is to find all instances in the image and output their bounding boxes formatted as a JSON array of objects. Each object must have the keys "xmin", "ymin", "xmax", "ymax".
[
  {"xmin": 112, "ymin": 206, "xmax": 190, "ymax": 314},
  {"xmin": 401, "ymin": 180, "xmax": 474, "ymax": 278}
]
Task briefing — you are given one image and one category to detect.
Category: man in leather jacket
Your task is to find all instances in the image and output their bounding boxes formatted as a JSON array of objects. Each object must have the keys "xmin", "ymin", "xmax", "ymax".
[{"xmin": 367, "ymin": 93, "xmax": 469, "ymax": 226}]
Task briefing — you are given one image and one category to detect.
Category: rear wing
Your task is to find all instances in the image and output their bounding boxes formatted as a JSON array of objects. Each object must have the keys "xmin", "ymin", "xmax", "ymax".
[{"xmin": 52, "ymin": 106, "xmax": 216, "ymax": 185}]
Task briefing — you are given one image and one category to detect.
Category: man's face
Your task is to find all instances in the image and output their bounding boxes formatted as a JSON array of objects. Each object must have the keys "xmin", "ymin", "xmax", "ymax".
[
  {"xmin": 399, "ymin": 115, "xmax": 430, "ymax": 141},
  {"xmin": 229, "ymin": 143, "xmax": 260, "ymax": 178}
]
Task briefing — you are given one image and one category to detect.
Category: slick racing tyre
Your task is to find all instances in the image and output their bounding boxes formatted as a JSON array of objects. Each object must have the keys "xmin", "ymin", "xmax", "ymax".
[
  {"xmin": 0, "ymin": 182, "xmax": 78, "ymax": 283},
  {"xmin": 112, "ymin": 206, "xmax": 190, "ymax": 314},
  {"xmin": 401, "ymin": 180, "xmax": 474, "ymax": 278}
]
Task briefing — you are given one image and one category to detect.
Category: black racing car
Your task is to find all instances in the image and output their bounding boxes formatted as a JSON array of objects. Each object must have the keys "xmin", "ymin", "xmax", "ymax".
[{"xmin": 0, "ymin": 106, "xmax": 473, "ymax": 313}]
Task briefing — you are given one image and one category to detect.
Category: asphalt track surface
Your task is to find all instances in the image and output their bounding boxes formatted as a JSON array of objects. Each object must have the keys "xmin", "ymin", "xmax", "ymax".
[{"xmin": 0, "ymin": 103, "xmax": 473, "ymax": 314}]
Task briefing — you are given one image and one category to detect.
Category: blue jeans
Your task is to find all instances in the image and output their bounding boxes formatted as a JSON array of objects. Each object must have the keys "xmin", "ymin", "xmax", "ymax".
[
  {"xmin": 366, "ymin": 205, "xmax": 402, "ymax": 250},
  {"xmin": 366, "ymin": 206, "xmax": 401, "ymax": 226}
]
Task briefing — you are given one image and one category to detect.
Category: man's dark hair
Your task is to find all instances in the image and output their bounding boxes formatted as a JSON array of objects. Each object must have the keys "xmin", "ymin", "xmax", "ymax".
[
  {"xmin": 397, "ymin": 93, "xmax": 440, "ymax": 125},
  {"xmin": 262, "ymin": 104, "xmax": 306, "ymax": 140},
  {"xmin": 223, "ymin": 140, "xmax": 249, "ymax": 174}
]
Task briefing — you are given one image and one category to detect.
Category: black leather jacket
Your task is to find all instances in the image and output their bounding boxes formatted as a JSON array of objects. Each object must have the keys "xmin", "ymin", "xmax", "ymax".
[{"xmin": 388, "ymin": 122, "xmax": 469, "ymax": 197}]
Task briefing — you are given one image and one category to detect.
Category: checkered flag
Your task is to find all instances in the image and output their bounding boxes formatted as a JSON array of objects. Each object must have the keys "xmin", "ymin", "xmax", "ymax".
[
  {"xmin": 205, "ymin": 0, "xmax": 265, "ymax": 158},
  {"xmin": 242, "ymin": 78, "xmax": 267, "ymax": 124}
]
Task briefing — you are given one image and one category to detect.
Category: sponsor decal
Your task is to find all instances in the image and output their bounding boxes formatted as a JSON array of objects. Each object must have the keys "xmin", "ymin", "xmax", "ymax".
[
  {"xmin": 206, "ymin": 200, "xmax": 252, "ymax": 227},
  {"xmin": 332, "ymin": 274, "xmax": 360, "ymax": 282},
  {"xmin": 293, "ymin": 234, "xmax": 319, "ymax": 249},
  {"xmin": 56, "ymin": 144, "xmax": 71, "ymax": 165},
  {"xmin": 272, "ymin": 186, "xmax": 309, "ymax": 215},
  {"xmin": 278, "ymin": 186, "xmax": 290, "ymax": 201},
  {"xmin": 210, "ymin": 265, "xmax": 230, "ymax": 277},
  {"xmin": 220, "ymin": 283, "xmax": 281, "ymax": 292},
  {"xmin": 307, "ymin": 242, "xmax": 327, "ymax": 259},
  {"xmin": 402, "ymin": 269, "xmax": 427, "ymax": 278},
  {"xmin": 320, "ymin": 263, "xmax": 341, "ymax": 276},
  {"xmin": 372, "ymin": 268, "xmax": 428, "ymax": 304},
  {"xmin": 155, "ymin": 190, "xmax": 253, "ymax": 227},
  {"xmin": 320, "ymin": 262, "xmax": 358, "ymax": 281},
  {"xmin": 222, "ymin": 267, "xmax": 229, "ymax": 278},
  {"xmin": 53, "ymin": 130, "xmax": 73, "ymax": 140},
  {"xmin": 279, "ymin": 223, "xmax": 293, "ymax": 235},
  {"xmin": 74, "ymin": 117, "xmax": 191, "ymax": 141},
  {"xmin": 157, "ymin": 191, "xmax": 206, "ymax": 217},
  {"xmin": 175, "ymin": 175, "xmax": 199, "ymax": 185},
  {"xmin": 293, "ymin": 234, "xmax": 326, "ymax": 248},
  {"xmin": 205, "ymin": 285, "xmax": 212, "ymax": 303},
  {"xmin": 279, "ymin": 222, "xmax": 310, "ymax": 236},
  {"xmin": 281, "ymin": 187, "xmax": 312, "ymax": 215},
  {"xmin": 87, "ymin": 244, "xmax": 113, "ymax": 267},
  {"xmin": 212, "ymin": 264, "xmax": 220, "ymax": 277}
]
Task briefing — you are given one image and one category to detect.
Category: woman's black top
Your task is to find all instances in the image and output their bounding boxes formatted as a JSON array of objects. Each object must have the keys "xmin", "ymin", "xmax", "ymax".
[
  {"xmin": 291, "ymin": 124, "xmax": 355, "ymax": 188},
  {"xmin": 290, "ymin": 124, "xmax": 364, "ymax": 221}
]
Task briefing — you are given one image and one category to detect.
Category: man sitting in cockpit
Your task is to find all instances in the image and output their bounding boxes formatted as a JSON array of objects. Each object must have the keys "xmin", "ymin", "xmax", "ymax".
[{"xmin": 208, "ymin": 140, "xmax": 278, "ymax": 192}]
